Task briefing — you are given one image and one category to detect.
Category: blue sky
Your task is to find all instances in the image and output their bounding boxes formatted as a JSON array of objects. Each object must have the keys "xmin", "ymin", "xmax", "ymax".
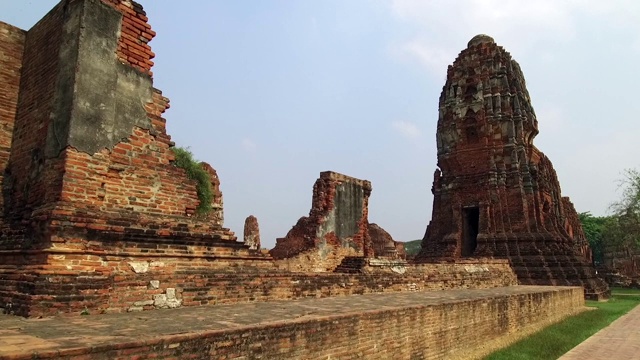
[{"xmin": 2, "ymin": 1, "xmax": 639, "ymax": 247}]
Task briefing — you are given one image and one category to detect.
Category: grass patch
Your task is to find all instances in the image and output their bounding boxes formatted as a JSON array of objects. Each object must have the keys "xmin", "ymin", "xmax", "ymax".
[
  {"xmin": 484, "ymin": 289, "xmax": 640, "ymax": 360},
  {"xmin": 610, "ymin": 286, "xmax": 640, "ymax": 295},
  {"xmin": 171, "ymin": 147, "xmax": 213, "ymax": 215}
]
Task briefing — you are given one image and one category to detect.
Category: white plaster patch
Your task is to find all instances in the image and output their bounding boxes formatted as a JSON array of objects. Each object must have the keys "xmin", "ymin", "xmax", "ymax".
[
  {"xmin": 154, "ymin": 288, "xmax": 182, "ymax": 309},
  {"xmin": 134, "ymin": 300, "xmax": 154, "ymax": 307},
  {"xmin": 129, "ymin": 261, "xmax": 149, "ymax": 273},
  {"xmin": 464, "ymin": 265, "xmax": 489, "ymax": 273}
]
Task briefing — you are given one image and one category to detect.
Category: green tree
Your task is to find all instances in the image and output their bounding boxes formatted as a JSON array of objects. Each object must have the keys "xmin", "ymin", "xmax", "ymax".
[
  {"xmin": 599, "ymin": 169, "xmax": 640, "ymax": 270},
  {"xmin": 579, "ymin": 169, "xmax": 640, "ymax": 268},
  {"xmin": 578, "ymin": 212, "xmax": 609, "ymax": 265},
  {"xmin": 607, "ymin": 169, "xmax": 640, "ymax": 246}
]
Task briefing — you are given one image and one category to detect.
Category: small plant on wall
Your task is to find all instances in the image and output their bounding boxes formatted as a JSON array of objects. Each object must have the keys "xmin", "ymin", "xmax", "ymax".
[{"xmin": 171, "ymin": 146, "xmax": 213, "ymax": 216}]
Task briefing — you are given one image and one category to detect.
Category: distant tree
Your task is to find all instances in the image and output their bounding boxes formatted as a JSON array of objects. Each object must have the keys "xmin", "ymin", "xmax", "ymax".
[
  {"xmin": 599, "ymin": 169, "xmax": 640, "ymax": 271},
  {"xmin": 607, "ymin": 169, "xmax": 640, "ymax": 246},
  {"xmin": 578, "ymin": 212, "xmax": 609, "ymax": 265},
  {"xmin": 580, "ymin": 169, "xmax": 640, "ymax": 268},
  {"xmin": 402, "ymin": 240, "xmax": 422, "ymax": 257}
]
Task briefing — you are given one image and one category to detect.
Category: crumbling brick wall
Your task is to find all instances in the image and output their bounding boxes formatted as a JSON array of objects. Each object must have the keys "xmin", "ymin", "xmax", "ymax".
[
  {"xmin": 0, "ymin": 0, "xmax": 235, "ymax": 248},
  {"xmin": 271, "ymin": 171, "xmax": 373, "ymax": 271},
  {"xmin": 0, "ymin": 0, "xmax": 271, "ymax": 317}
]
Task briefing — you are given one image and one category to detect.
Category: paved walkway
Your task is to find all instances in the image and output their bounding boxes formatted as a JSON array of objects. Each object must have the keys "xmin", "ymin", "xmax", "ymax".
[
  {"xmin": 0, "ymin": 285, "xmax": 567, "ymax": 359},
  {"xmin": 559, "ymin": 300, "xmax": 640, "ymax": 360}
]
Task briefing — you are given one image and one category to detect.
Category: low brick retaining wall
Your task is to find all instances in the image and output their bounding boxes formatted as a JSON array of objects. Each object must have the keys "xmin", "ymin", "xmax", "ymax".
[{"xmin": 0, "ymin": 286, "xmax": 585, "ymax": 360}]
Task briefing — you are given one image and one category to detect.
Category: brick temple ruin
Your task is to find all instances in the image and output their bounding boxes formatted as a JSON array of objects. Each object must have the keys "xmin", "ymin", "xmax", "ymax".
[
  {"xmin": 271, "ymin": 171, "xmax": 406, "ymax": 272},
  {"xmin": 415, "ymin": 34, "xmax": 609, "ymax": 300},
  {"xmin": 0, "ymin": 0, "xmax": 516, "ymax": 319},
  {"xmin": 0, "ymin": 1, "xmax": 601, "ymax": 358},
  {"xmin": 0, "ymin": 0, "xmax": 279, "ymax": 317}
]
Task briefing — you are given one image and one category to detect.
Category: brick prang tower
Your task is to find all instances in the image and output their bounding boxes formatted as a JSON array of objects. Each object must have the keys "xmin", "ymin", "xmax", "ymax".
[{"xmin": 415, "ymin": 34, "xmax": 609, "ymax": 300}]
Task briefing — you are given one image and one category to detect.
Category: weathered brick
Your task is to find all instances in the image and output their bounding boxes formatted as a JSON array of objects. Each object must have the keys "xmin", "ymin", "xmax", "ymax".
[{"xmin": 415, "ymin": 34, "xmax": 609, "ymax": 300}]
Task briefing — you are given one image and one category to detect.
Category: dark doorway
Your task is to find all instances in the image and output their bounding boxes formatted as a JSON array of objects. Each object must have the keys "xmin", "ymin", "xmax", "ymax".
[{"xmin": 462, "ymin": 207, "xmax": 479, "ymax": 257}]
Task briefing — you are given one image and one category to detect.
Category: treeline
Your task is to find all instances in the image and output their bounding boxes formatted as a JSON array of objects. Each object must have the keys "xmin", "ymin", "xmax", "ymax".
[{"xmin": 579, "ymin": 169, "xmax": 640, "ymax": 267}]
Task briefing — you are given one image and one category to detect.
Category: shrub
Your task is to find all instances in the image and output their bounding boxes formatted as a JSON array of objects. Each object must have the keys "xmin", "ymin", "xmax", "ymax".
[{"xmin": 171, "ymin": 147, "xmax": 213, "ymax": 215}]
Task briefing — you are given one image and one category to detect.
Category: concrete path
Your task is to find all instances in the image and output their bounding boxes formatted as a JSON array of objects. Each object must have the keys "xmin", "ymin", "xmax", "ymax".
[{"xmin": 559, "ymin": 301, "xmax": 640, "ymax": 360}]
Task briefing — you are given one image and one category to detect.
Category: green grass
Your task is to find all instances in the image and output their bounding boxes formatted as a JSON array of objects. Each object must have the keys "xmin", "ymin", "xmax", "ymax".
[
  {"xmin": 610, "ymin": 286, "xmax": 640, "ymax": 295},
  {"xmin": 485, "ymin": 289, "xmax": 640, "ymax": 360}
]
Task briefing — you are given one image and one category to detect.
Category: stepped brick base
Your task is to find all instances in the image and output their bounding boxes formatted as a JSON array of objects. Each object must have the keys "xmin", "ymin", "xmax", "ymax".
[{"xmin": 1, "ymin": 258, "xmax": 516, "ymax": 317}]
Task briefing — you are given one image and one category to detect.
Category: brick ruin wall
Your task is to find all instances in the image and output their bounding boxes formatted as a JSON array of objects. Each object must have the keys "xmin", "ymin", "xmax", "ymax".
[
  {"xmin": 270, "ymin": 171, "xmax": 406, "ymax": 272},
  {"xmin": 1, "ymin": 0, "xmax": 235, "ymax": 247},
  {"xmin": 270, "ymin": 171, "xmax": 373, "ymax": 271},
  {"xmin": 5, "ymin": 287, "xmax": 584, "ymax": 360},
  {"xmin": 603, "ymin": 248, "xmax": 640, "ymax": 283},
  {"xmin": 4, "ymin": 258, "xmax": 517, "ymax": 317},
  {"xmin": 0, "ymin": 0, "xmax": 274, "ymax": 317}
]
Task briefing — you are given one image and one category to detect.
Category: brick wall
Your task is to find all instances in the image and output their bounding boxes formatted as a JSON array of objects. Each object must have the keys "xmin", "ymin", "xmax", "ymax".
[
  {"xmin": 0, "ymin": 22, "xmax": 25, "ymax": 219},
  {"xmin": 0, "ymin": 0, "xmax": 244, "ymax": 248},
  {"xmin": 0, "ymin": 0, "xmax": 232, "ymax": 243},
  {"xmin": 101, "ymin": 0, "xmax": 156, "ymax": 74},
  {"xmin": 2, "ymin": 3, "xmax": 65, "ymax": 236},
  {"xmin": 1, "ymin": 258, "xmax": 516, "ymax": 317},
  {"xmin": 0, "ymin": 0, "xmax": 276, "ymax": 317},
  {"xmin": 271, "ymin": 171, "xmax": 373, "ymax": 268},
  {"xmin": 274, "ymin": 245, "xmax": 363, "ymax": 272},
  {"xmin": 4, "ymin": 287, "xmax": 584, "ymax": 360},
  {"xmin": 43, "ymin": 1, "xmax": 229, "ymax": 240}
]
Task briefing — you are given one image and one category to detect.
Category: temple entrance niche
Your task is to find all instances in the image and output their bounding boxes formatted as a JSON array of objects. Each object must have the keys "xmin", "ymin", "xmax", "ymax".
[{"xmin": 462, "ymin": 206, "xmax": 479, "ymax": 257}]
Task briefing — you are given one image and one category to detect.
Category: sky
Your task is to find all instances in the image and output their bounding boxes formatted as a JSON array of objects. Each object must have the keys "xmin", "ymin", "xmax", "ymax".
[{"xmin": 2, "ymin": 1, "xmax": 639, "ymax": 248}]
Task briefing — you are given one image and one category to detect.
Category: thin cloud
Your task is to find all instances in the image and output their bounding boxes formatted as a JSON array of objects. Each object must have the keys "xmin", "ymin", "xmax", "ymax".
[
  {"xmin": 392, "ymin": 120, "xmax": 421, "ymax": 140},
  {"xmin": 391, "ymin": 0, "xmax": 575, "ymax": 41},
  {"xmin": 388, "ymin": 0, "xmax": 640, "ymax": 76},
  {"xmin": 397, "ymin": 40, "xmax": 454, "ymax": 77},
  {"xmin": 534, "ymin": 103, "xmax": 566, "ymax": 134},
  {"xmin": 241, "ymin": 138, "xmax": 257, "ymax": 152}
]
